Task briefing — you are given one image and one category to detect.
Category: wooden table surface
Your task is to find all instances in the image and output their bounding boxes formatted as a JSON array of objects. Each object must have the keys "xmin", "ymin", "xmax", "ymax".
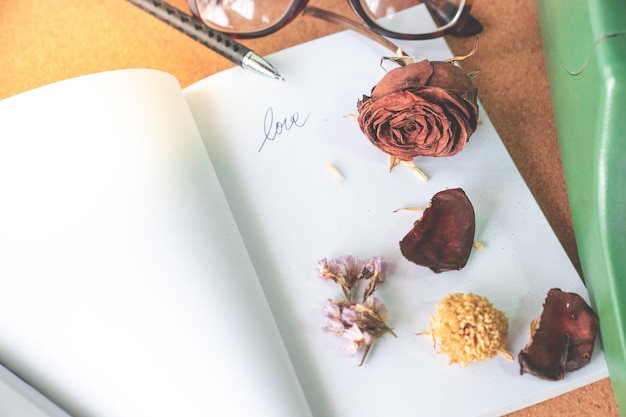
[{"xmin": 0, "ymin": 0, "xmax": 620, "ymax": 415}]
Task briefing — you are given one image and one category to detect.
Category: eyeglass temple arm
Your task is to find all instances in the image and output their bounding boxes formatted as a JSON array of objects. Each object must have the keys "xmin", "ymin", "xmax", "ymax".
[
  {"xmin": 302, "ymin": 6, "xmax": 407, "ymax": 55},
  {"xmin": 424, "ymin": 1, "xmax": 483, "ymax": 37}
]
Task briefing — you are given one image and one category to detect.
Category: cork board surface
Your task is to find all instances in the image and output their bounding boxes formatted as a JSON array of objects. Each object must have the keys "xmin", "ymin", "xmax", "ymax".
[{"xmin": 0, "ymin": 0, "xmax": 619, "ymax": 415}]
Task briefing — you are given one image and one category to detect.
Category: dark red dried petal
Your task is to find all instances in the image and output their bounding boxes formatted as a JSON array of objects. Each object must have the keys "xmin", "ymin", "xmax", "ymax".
[
  {"xmin": 518, "ymin": 288, "xmax": 599, "ymax": 380},
  {"xmin": 399, "ymin": 188, "xmax": 475, "ymax": 273},
  {"xmin": 427, "ymin": 61, "xmax": 476, "ymax": 93},
  {"xmin": 370, "ymin": 60, "xmax": 475, "ymax": 99},
  {"xmin": 371, "ymin": 60, "xmax": 435, "ymax": 98}
]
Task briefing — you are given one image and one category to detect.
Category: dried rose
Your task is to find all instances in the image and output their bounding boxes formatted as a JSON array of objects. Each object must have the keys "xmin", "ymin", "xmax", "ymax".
[
  {"xmin": 421, "ymin": 292, "xmax": 513, "ymax": 366},
  {"xmin": 399, "ymin": 188, "xmax": 475, "ymax": 273},
  {"xmin": 518, "ymin": 288, "xmax": 599, "ymax": 380},
  {"xmin": 357, "ymin": 59, "xmax": 478, "ymax": 165}
]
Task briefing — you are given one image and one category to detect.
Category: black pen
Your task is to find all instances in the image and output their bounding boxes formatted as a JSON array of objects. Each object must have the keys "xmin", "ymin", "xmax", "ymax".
[{"xmin": 127, "ymin": 0, "xmax": 284, "ymax": 80}]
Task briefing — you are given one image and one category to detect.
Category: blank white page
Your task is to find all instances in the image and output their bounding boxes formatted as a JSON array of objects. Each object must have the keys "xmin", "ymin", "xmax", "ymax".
[{"xmin": 0, "ymin": 69, "xmax": 311, "ymax": 417}]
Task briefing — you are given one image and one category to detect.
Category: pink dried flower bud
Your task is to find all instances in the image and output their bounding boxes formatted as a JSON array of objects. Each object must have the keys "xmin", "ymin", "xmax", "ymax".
[
  {"xmin": 364, "ymin": 296, "xmax": 389, "ymax": 323},
  {"xmin": 317, "ymin": 255, "xmax": 366, "ymax": 299},
  {"xmin": 343, "ymin": 325, "xmax": 375, "ymax": 356},
  {"xmin": 342, "ymin": 298, "xmax": 392, "ymax": 337},
  {"xmin": 322, "ymin": 299, "xmax": 349, "ymax": 335},
  {"xmin": 363, "ymin": 256, "xmax": 387, "ymax": 300}
]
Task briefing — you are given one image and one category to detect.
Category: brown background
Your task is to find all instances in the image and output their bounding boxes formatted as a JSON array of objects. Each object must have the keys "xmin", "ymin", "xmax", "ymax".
[{"xmin": 0, "ymin": 0, "xmax": 620, "ymax": 415}]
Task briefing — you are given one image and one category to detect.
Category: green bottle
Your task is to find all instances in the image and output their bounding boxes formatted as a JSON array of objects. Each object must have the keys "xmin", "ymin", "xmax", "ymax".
[{"xmin": 537, "ymin": 0, "xmax": 626, "ymax": 410}]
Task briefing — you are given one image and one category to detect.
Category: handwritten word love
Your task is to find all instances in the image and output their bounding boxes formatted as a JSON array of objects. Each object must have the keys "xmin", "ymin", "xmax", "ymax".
[{"xmin": 259, "ymin": 107, "xmax": 310, "ymax": 151}]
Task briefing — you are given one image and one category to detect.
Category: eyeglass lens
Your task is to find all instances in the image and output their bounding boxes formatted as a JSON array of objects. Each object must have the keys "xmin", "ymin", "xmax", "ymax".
[
  {"xmin": 358, "ymin": 0, "xmax": 465, "ymax": 35},
  {"xmin": 190, "ymin": 0, "xmax": 295, "ymax": 35},
  {"xmin": 189, "ymin": 0, "xmax": 466, "ymax": 37}
]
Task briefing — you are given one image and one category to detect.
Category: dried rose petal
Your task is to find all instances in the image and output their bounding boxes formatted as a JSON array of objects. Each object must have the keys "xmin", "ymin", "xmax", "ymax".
[
  {"xmin": 399, "ymin": 188, "xmax": 475, "ymax": 273},
  {"xmin": 518, "ymin": 288, "xmax": 599, "ymax": 380},
  {"xmin": 370, "ymin": 60, "xmax": 476, "ymax": 100},
  {"xmin": 357, "ymin": 60, "xmax": 478, "ymax": 162}
]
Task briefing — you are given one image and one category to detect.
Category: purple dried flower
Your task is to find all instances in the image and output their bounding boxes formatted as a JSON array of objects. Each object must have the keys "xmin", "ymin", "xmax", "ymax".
[
  {"xmin": 363, "ymin": 256, "xmax": 388, "ymax": 301},
  {"xmin": 342, "ymin": 297, "xmax": 391, "ymax": 332},
  {"xmin": 364, "ymin": 296, "xmax": 390, "ymax": 323},
  {"xmin": 365, "ymin": 256, "xmax": 387, "ymax": 281},
  {"xmin": 343, "ymin": 325, "xmax": 374, "ymax": 356},
  {"xmin": 322, "ymin": 299, "xmax": 350, "ymax": 335},
  {"xmin": 334, "ymin": 255, "xmax": 366, "ymax": 279},
  {"xmin": 322, "ymin": 298, "xmax": 342, "ymax": 319},
  {"xmin": 323, "ymin": 319, "xmax": 348, "ymax": 336},
  {"xmin": 317, "ymin": 255, "xmax": 366, "ymax": 300},
  {"xmin": 317, "ymin": 258, "xmax": 339, "ymax": 283},
  {"xmin": 317, "ymin": 255, "xmax": 394, "ymax": 365}
]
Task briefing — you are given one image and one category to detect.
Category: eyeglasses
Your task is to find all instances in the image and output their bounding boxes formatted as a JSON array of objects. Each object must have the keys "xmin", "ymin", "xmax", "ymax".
[{"xmin": 187, "ymin": 0, "xmax": 483, "ymax": 40}]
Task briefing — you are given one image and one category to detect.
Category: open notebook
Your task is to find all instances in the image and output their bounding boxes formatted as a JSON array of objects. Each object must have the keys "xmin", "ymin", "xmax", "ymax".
[{"xmin": 0, "ymin": 29, "xmax": 608, "ymax": 417}]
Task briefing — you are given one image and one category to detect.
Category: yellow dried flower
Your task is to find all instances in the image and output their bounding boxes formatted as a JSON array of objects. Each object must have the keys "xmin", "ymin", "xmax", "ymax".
[{"xmin": 424, "ymin": 293, "xmax": 513, "ymax": 366}]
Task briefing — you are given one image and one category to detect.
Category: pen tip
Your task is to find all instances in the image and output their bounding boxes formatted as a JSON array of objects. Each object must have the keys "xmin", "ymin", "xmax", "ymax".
[{"xmin": 242, "ymin": 51, "xmax": 285, "ymax": 81}]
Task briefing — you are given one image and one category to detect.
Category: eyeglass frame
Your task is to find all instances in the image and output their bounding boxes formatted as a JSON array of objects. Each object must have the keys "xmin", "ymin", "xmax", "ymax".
[{"xmin": 187, "ymin": 0, "xmax": 483, "ymax": 40}]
